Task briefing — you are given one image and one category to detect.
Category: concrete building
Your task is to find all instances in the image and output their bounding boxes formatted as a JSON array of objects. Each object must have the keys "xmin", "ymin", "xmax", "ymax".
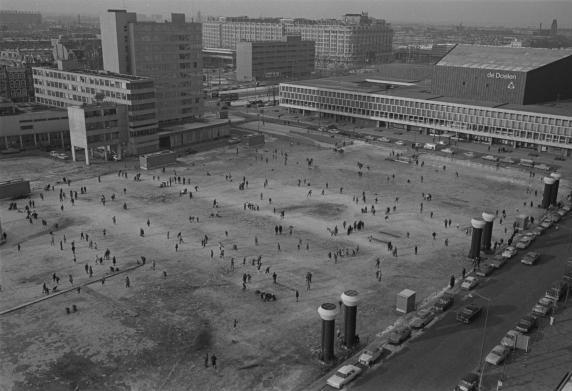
[
  {"xmin": 157, "ymin": 119, "xmax": 230, "ymax": 150},
  {"xmin": 236, "ymin": 36, "xmax": 314, "ymax": 82},
  {"xmin": 0, "ymin": 98, "xmax": 69, "ymax": 150},
  {"xmin": 101, "ymin": 10, "xmax": 203, "ymax": 124},
  {"xmin": 0, "ymin": 11, "xmax": 42, "ymax": 27},
  {"xmin": 279, "ymin": 46, "xmax": 572, "ymax": 155},
  {"xmin": 32, "ymin": 66, "xmax": 159, "ymax": 154},
  {"xmin": 68, "ymin": 102, "xmax": 128, "ymax": 165},
  {"xmin": 203, "ymin": 13, "xmax": 393, "ymax": 69},
  {"xmin": 0, "ymin": 65, "xmax": 35, "ymax": 102},
  {"xmin": 433, "ymin": 45, "xmax": 572, "ymax": 105}
]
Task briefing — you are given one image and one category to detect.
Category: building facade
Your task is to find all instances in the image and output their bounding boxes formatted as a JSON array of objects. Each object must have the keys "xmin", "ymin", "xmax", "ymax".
[
  {"xmin": 32, "ymin": 67, "xmax": 159, "ymax": 154},
  {"xmin": 203, "ymin": 13, "xmax": 393, "ymax": 69},
  {"xmin": 236, "ymin": 36, "xmax": 315, "ymax": 81},
  {"xmin": 68, "ymin": 103, "xmax": 128, "ymax": 165},
  {"xmin": 0, "ymin": 100, "xmax": 69, "ymax": 150},
  {"xmin": 0, "ymin": 65, "xmax": 35, "ymax": 102},
  {"xmin": 279, "ymin": 77, "xmax": 572, "ymax": 154},
  {"xmin": 101, "ymin": 10, "xmax": 203, "ymax": 124}
]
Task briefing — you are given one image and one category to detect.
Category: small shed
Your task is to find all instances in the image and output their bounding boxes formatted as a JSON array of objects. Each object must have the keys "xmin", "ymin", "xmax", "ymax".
[
  {"xmin": 140, "ymin": 151, "xmax": 177, "ymax": 170},
  {"xmin": 396, "ymin": 289, "xmax": 416, "ymax": 314}
]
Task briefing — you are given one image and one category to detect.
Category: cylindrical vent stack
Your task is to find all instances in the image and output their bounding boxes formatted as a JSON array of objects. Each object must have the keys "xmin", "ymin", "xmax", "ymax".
[
  {"xmin": 481, "ymin": 212, "xmax": 495, "ymax": 252},
  {"xmin": 318, "ymin": 303, "xmax": 338, "ymax": 362},
  {"xmin": 550, "ymin": 172, "xmax": 561, "ymax": 206},
  {"xmin": 541, "ymin": 177, "xmax": 555, "ymax": 209},
  {"xmin": 468, "ymin": 218, "xmax": 486, "ymax": 259},
  {"xmin": 341, "ymin": 290, "xmax": 359, "ymax": 348}
]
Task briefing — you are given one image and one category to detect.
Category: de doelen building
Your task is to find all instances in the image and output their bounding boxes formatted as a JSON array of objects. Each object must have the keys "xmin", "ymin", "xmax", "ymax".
[{"xmin": 280, "ymin": 45, "xmax": 572, "ymax": 154}]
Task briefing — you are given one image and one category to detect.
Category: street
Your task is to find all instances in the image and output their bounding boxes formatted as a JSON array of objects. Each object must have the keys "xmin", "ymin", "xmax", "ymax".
[{"xmin": 352, "ymin": 214, "xmax": 572, "ymax": 391}]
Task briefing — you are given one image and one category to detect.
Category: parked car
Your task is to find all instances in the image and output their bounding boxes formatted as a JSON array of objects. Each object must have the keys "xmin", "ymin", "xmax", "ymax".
[
  {"xmin": 485, "ymin": 344, "xmax": 510, "ymax": 365},
  {"xmin": 456, "ymin": 304, "xmax": 482, "ymax": 324},
  {"xmin": 502, "ymin": 246, "xmax": 518, "ymax": 259},
  {"xmin": 433, "ymin": 294, "xmax": 454, "ymax": 312},
  {"xmin": 557, "ymin": 209, "xmax": 567, "ymax": 217},
  {"xmin": 546, "ymin": 280, "xmax": 568, "ymax": 301},
  {"xmin": 358, "ymin": 345, "xmax": 385, "ymax": 366},
  {"xmin": 326, "ymin": 364, "xmax": 362, "ymax": 389},
  {"xmin": 521, "ymin": 251, "xmax": 540, "ymax": 265},
  {"xmin": 475, "ymin": 264, "xmax": 494, "ymax": 277},
  {"xmin": 515, "ymin": 315, "xmax": 536, "ymax": 334},
  {"xmin": 489, "ymin": 255, "xmax": 508, "ymax": 269},
  {"xmin": 531, "ymin": 226, "xmax": 544, "ymax": 237},
  {"xmin": 388, "ymin": 326, "xmax": 411, "ymax": 345},
  {"xmin": 394, "ymin": 140, "xmax": 405, "ymax": 146},
  {"xmin": 463, "ymin": 152, "xmax": 475, "ymax": 158},
  {"xmin": 515, "ymin": 237, "xmax": 533, "ymax": 249},
  {"xmin": 501, "ymin": 330, "xmax": 520, "ymax": 349},
  {"xmin": 540, "ymin": 219, "xmax": 553, "ymax": 229},
  {"xmin": 548, "ymin": 213, "xmax": 561, "ymax": 223},
  {"xmin": 461, "ymin": 276, "xmax": 479, "ymax": 290},
  {"xmin": 410, "ymin": 309, "xmax": 435, "ymax": 329},
  {"xmin": 532, "ymin": 299, "xmax": 552, "ymax": 318},
  {"xmin": 378, "ymin": 136, "xmax": 390, "ymax": 142},
  {"xmin": 454, "ymin": 373, "xmax": 479, "ymax": 391}
]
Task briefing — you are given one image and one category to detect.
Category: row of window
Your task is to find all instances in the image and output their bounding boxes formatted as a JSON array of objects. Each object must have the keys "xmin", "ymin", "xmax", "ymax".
[{"xmin": 85, "ymin": 120, "xmax": 118, "ymax": 130}]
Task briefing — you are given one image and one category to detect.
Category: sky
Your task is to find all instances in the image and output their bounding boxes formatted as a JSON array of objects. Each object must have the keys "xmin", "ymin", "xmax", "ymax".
[{"xmin": 3, "ymin": 0, "xmax": 572, "ymax": 28}]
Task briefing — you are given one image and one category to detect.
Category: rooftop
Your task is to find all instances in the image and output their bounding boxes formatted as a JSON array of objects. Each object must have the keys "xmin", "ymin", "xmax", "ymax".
[
  {"xmin": 437, "ymin": 44, "xmax": 572, "ymax": 72},
  {"xmin": 33, "ymin": 66, "xmax": 152, "ymax": 82},
  {"xmin": 282, "ymin": 74, "xmax": 572, "ymax": 117}
]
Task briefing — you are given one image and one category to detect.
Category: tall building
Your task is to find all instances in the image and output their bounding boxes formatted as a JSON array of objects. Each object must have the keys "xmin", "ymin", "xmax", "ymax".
[
  {"xmin": 32, "ymin": 66, "xmax": 159, "ymax": 154},
  {"xmin": 101, "ymin": 10, "xmax": 203, "ymax": 124},
  {"xmin": 203, "ymin": 13, "xmax": 393, "ymax": 69},
  {"xmin": 551, "ymin": 19, "xmax": 558, "ymax": 36},
  {"xmin": 236, "ymin": 36, "xmax": 315, "ymax": 81}
]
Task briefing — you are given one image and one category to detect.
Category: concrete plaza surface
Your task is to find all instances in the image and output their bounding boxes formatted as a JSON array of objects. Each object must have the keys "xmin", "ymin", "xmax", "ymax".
[{"xmin": 0, "ymin": 120, "xmax": 570, "ymax": 391}]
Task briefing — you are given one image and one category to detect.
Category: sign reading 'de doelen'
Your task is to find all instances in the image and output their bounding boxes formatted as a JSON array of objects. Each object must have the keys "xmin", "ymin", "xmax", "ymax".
[{"xmin": 487, "ymin": 71, "xmax": 517, "ymax": 80}]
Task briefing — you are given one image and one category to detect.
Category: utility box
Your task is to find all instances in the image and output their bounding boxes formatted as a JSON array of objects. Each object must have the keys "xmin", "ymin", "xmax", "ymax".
[
  {"xmin": 396, "ymin": 289, "xmax": 416, "ymax": 314},
  {"xmin": 514, "ymin": 214, "xmax": 530, "ymax": 230}
]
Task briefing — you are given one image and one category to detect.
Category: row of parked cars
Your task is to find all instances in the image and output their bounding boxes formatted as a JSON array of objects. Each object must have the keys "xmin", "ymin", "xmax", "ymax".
[{"xmin": 454, "ymin": 203, "xmax": 571, "ymax": 391}]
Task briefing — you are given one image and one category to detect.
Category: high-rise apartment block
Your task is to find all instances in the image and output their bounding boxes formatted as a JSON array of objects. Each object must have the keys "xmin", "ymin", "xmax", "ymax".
[
  {"xmin": 203, "ymin": 13, "xmax": 393, "ymax": 69},
  {"xmin": 32, "ymin": 67, "xmax": 159, "ymax": 154},
  {"xmin": 101, "ymin": 10, "xmax": 203, "ymax": 124}
]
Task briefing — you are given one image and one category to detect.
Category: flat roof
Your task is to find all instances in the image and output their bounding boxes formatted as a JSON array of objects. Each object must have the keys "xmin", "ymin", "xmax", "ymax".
[
  {"xmin": 158, "ymin": 119, "xmax": 228, "ymax": 134},
  {"xmin": 437, "ymin": 44, "xmax": 572, "ymax": 72},
  {"xmin": 33, "ymin": 67, "xmax": 151, "ymax": 82},
  {"xmin": 282, "ymin": 75, "xmax": 572, "ymax": 117}
]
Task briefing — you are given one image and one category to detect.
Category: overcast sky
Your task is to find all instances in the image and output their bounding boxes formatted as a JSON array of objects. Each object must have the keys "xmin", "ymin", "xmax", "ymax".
[{"xmin": 3, "ymin": 0, "xmax": 572, "ymax": 28}]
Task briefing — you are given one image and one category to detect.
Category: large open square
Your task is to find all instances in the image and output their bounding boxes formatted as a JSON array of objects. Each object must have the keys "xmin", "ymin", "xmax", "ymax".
[{"xmin": 0, "ymin": 123, "xmax": 564, "ymax": 391}]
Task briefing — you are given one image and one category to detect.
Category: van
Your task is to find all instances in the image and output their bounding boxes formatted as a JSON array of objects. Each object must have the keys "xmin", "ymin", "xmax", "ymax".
[{"xmin": 424, "ymin": 143, "xmax": 436, "ymax": 150}]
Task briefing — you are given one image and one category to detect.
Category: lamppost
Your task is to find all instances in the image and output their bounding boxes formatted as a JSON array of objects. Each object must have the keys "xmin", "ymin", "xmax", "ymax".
[{"xmin": 468, "ymin": 292, "xmax": 492, "ymax": 391}]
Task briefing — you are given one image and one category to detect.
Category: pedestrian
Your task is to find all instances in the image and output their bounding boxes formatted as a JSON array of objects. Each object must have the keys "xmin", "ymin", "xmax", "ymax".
[
  {"xmin": 414, "ymin": 245, "xmax": 418, "ymax": 255},
  {"xmin": 449, "ymin": 275, "xmax": 455, "ymax": 289},
  {"xmin": 233, "ymin": 319, "xmax": 238, "ymax": 329},
  {"xmin": 295, "ymin": 290, "xmax": 299, "ymax": 302},
  {"xmin": 211, "ymin": 354, "xmax": 217, "ymax": 369},
  {"xmin": 125, "ymin": 276, "xmax": 130, "ymax": 288},
  {"xmin": 462, "ymin": 268, "xmax": 466, "ymax": 279},
  {"xmin": 272, "ymin": 272, "xmax": 277, "ymax": 283}
]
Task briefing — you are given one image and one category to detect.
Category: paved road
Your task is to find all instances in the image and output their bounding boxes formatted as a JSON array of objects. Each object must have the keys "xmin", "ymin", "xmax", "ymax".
[{"xmin": 352, "ymin": 214, "xmax": 572, "ymax": 391}]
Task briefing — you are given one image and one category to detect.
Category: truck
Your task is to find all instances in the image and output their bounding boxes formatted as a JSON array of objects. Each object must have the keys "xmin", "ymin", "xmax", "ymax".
[{"xmin": 547, "ymin": 280, "xmax": 569, "ymax": 302}]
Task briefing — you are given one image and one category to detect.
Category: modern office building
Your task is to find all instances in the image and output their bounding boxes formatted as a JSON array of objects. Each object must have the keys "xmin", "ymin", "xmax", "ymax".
[
  {"xmin": 32, "ymin": 66, "xmax": 159, "ymax": 154},
  {"xmin": 0, "ymin": 98, "xmax": 69, "ymax": 150},
  {"xmin": 68, "ymin": 102, "xmax": 128, "ymax": 164},
  {"xmin": 203, "ymin": 13, "xmax": 393, "ymax": 69},
  {"xmin": 236, "ymin": 36, "xmax": 315, "ymax": 81},
  {"xmin": 279, "ymin": 45, "xmax": 572, "ymax": 155},
  {"xmin": 100, "ymin": 10, "xmax": 203, "ymax": 124}
]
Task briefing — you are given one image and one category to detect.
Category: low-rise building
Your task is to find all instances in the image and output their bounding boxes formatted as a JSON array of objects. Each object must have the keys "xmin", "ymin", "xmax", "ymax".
[{"xmin": 236, "ymin": 35, "xmax": 314, "ymax": 82}]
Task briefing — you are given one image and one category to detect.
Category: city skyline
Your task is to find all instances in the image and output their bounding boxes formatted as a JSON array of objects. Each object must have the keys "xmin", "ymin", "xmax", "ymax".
[{"xmin": 2, "ymin": 0, "xmax": 572, "ymax": 28}]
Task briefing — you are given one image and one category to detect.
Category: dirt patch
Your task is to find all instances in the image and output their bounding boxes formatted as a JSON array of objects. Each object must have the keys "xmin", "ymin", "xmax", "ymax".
[{"xmin": 281, "ymin": 202, "xmax": 347, "ymax": 220}]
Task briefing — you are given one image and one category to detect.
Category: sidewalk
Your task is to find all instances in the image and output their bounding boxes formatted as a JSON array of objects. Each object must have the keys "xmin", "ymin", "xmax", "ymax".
[{"xmin": 483, "ymin": 299, "xmax": 572, "ymax": 391}]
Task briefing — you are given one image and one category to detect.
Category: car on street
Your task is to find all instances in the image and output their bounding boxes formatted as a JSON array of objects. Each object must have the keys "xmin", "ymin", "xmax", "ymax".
[
  {"xmin": 489, "ymin": 255, "xmax": 508, "ymax": 269},
  {"xmin": 433, "ymin": 294, "xmax": 454, "ymax": 312},
  {"xmin": 454, "ymin": 372, "xmax": 479, "ymax": 391},
  {"xmin": 540, "ymin": 219, "xmax": 553, "ymax": 229},
  {"xmin": 378, "ymin": 136, "xmax": 390, "ymax": 142},
  {"xmin": 521, "ymin": 251, "xmax": 540, "ymax": 265},
  {"xmin": 463, "ymin": 152, "xmax": 475, "ymax": 158},
  {"xmin": 501, "ymin": 330, "xmax": 520, "ymax": 349},
  {"xmin": 475, "ymin": 264, "xmax": 494, "ymax": 277},
  {"xmin": 388, "ymin": 326, "xmax": 412, "ymax": 345},
  {"xmin": 456, "ymin": 304, "xmax": 482, "ymax": 324},
  {"xmin": 441, "ymin": 148, "xmax": 455, "ymax": 154},
  {"xmin": 532, "ymin": 299, "xmax": 552, "ymax": 318},
  {"xmin": 485, "ymin": 344, "xmax": 510, "ymax": 365},
  {"xmin": 358, "ymin": 345, "xmax": 385, "ymax": 366},
  {"xmin": 515, "ymin": 236, "xmax": 533, "ymax": 249},
  {"xmin": 326, "ymin": 364, "xmax": 362, "ymax": 389},
  {"xmin": 394, "ymin": 140, "xmax": 405, "ymax": 146},
  {"xmin": 515, "ymin": 315, "xmax": 536, "ymax": 334},
  {"xmin": 410, "ymin": 308, "xmax": 435, "ymax": 329},
  {"xmin": 461, "ymin": 276, "xmax": 479, "ymax": 290},
  {"xmin": 502, "ymin": 246, "xmax": 518, "ymax": 259}
]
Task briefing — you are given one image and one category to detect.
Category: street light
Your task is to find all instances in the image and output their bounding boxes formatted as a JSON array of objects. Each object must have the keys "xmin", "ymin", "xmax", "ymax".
[{"xmin": 468, "ymin": 292, "xmax": 492, "ymax": 391}]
